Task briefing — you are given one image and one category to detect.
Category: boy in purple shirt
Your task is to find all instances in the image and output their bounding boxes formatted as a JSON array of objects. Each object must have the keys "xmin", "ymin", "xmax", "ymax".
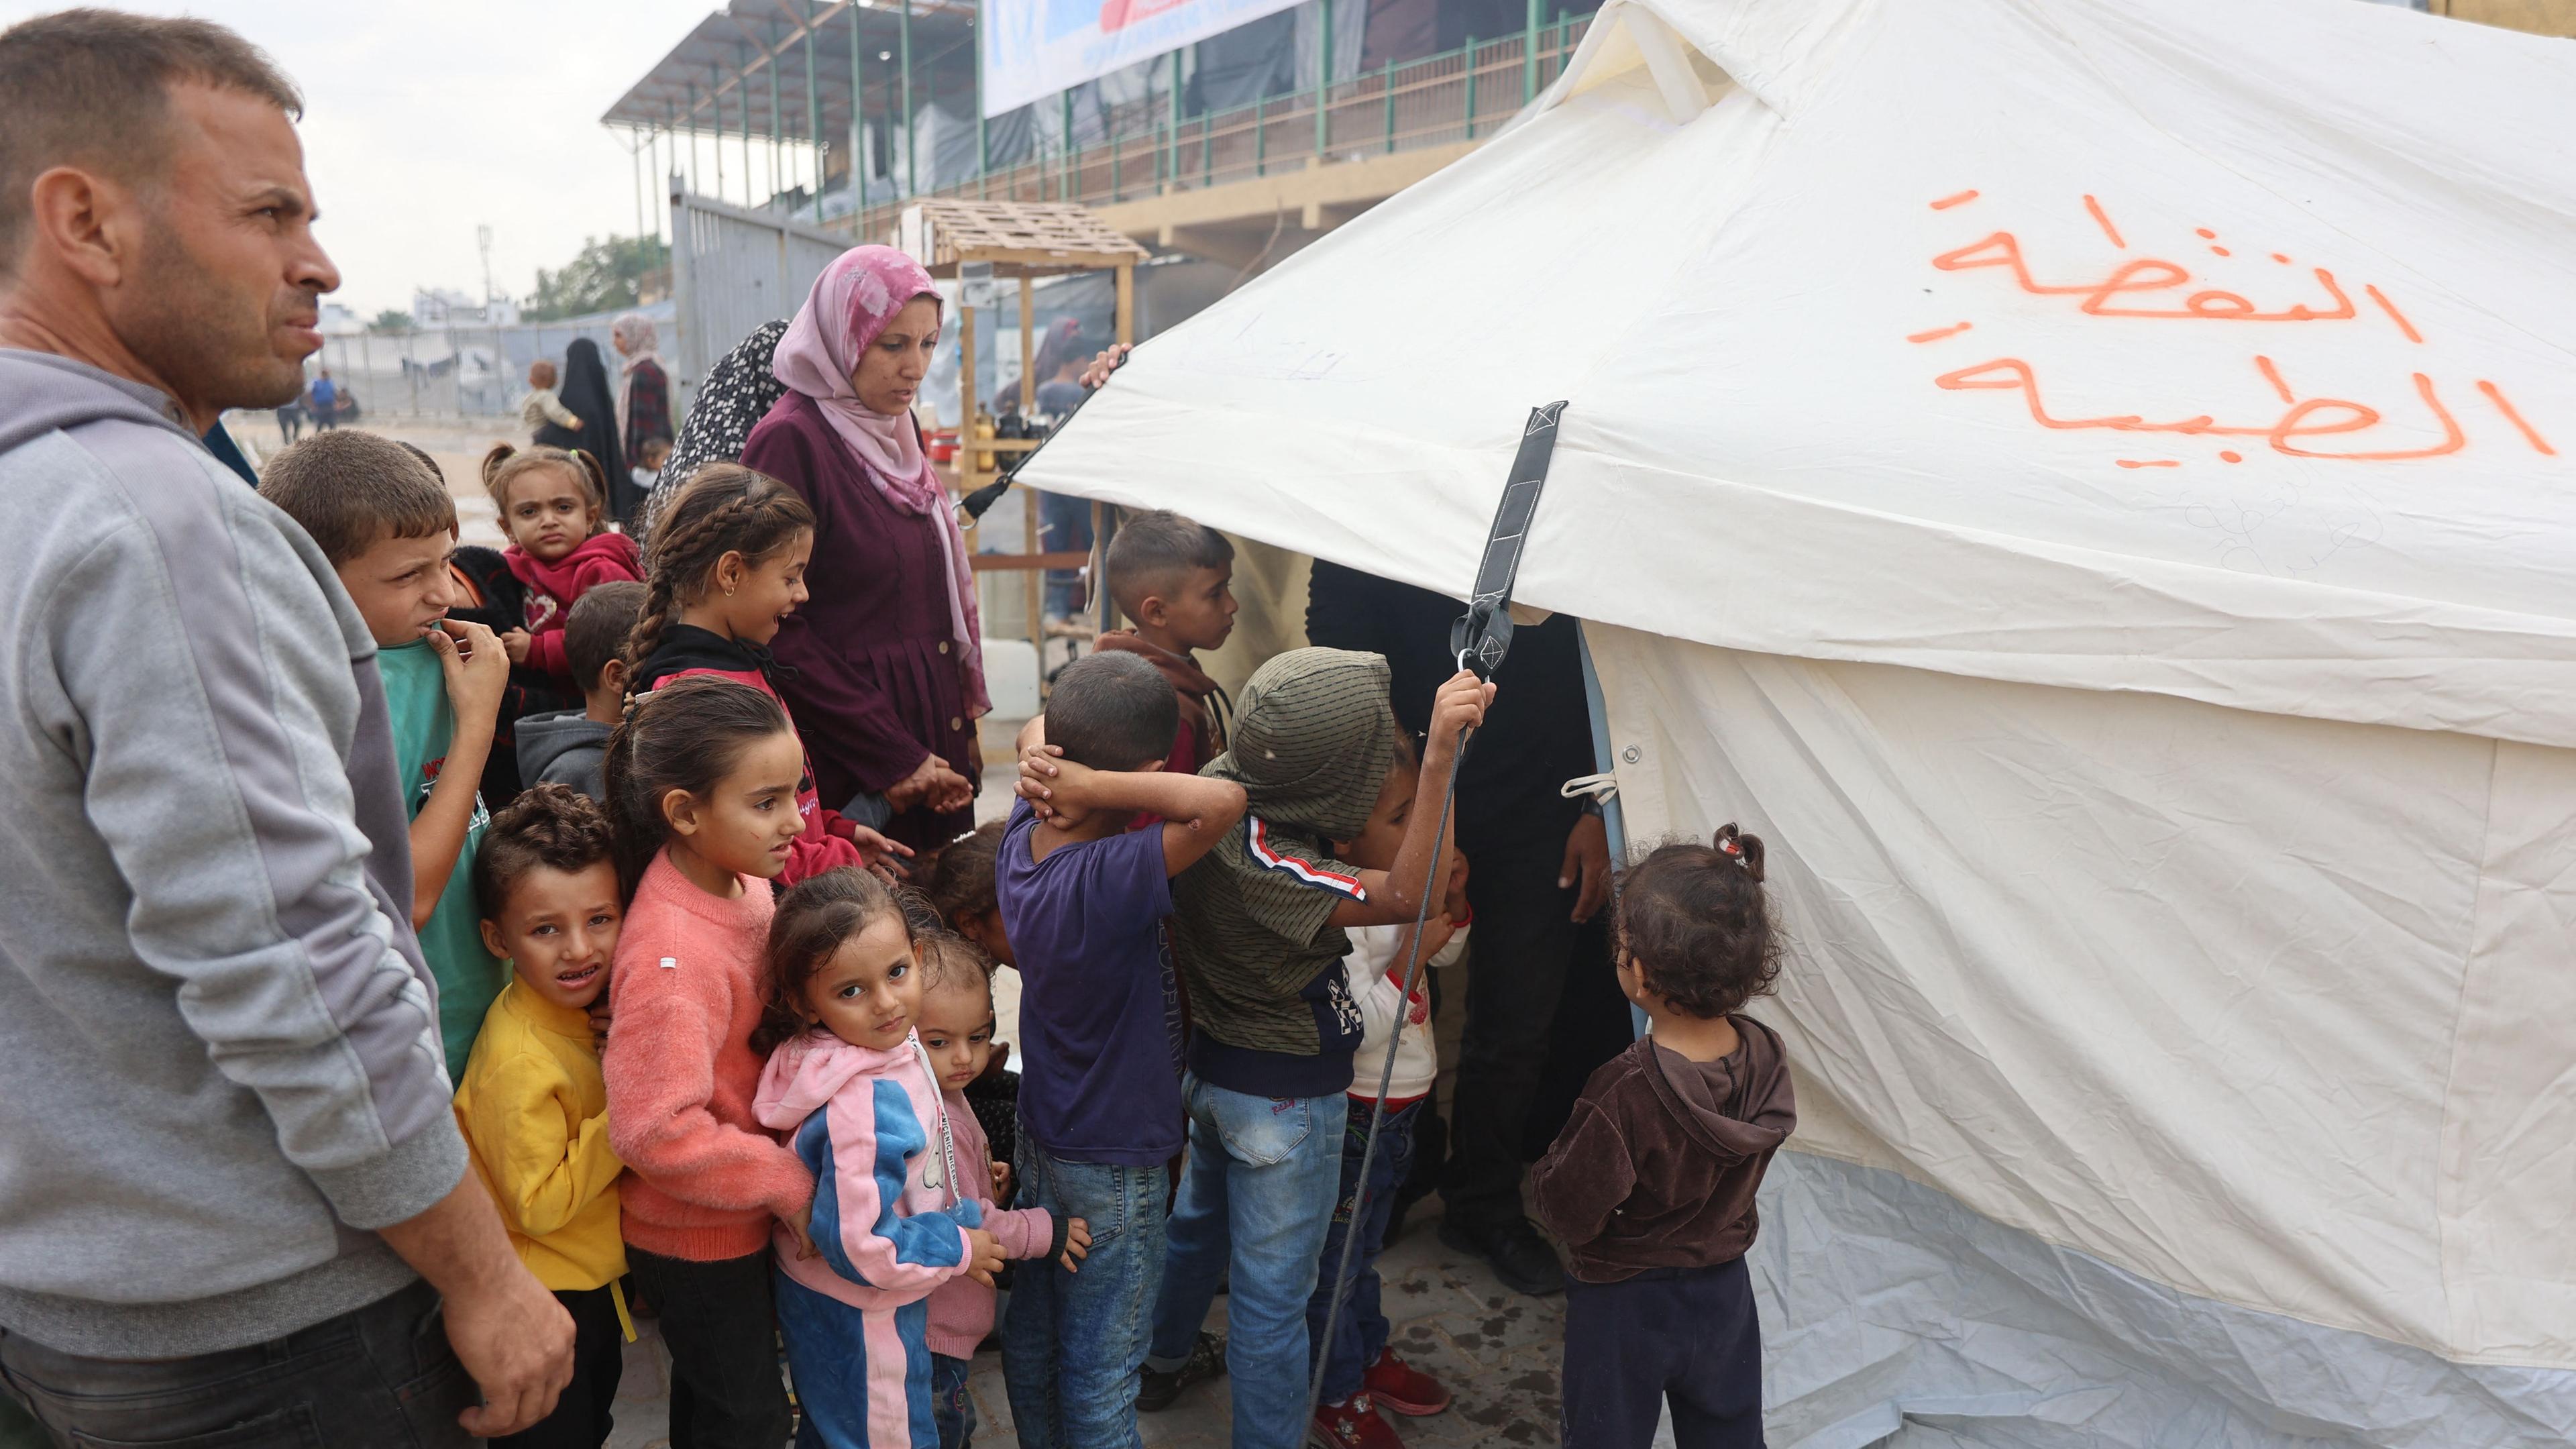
[{"xmin": 999, "ymin": 651, "xmax": 1249, "ymax": 1449}]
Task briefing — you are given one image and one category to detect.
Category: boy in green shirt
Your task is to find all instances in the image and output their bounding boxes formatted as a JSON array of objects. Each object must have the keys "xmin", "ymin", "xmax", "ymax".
[{"xmin": 261, "ymin": 432, "xmax": 510, "ymax": 1081}]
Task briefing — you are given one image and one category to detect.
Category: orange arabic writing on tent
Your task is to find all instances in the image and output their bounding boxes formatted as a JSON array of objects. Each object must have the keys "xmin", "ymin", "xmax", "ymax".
[
  {"xmin": 1933, "ymin": 231, "xmax": 2358, "ymax": 323},
  {"xmin": 1933, "ymin": 357, "xmax": 2471, "ymax": 462}
]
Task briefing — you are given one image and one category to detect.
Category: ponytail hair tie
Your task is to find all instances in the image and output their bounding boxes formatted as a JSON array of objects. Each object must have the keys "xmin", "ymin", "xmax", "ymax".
[{"xmin": 1713, "ymin": 822, "xmax": 1766, "ymax": 881}]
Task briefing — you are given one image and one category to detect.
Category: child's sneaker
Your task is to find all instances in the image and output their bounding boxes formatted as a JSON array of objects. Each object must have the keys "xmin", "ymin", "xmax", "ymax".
[
  {"xmin": 1362, "ymin": 1346, "xmax": 1451, "ymax": 1415},
  {"xmin": 1137, "ymin": 1330, "xmax": 1226, "ymax": 1411},
  {"xmin": 1309, "ymin": 1393, "xmax": 1404, "ymax": 1449}
]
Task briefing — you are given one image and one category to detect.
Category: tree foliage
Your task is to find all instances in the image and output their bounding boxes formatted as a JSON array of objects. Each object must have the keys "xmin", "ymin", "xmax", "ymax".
[
  {"xmin": 526, "ymin": 234, "xmax": 672, "ymax": 321},
  {"xmin": 370, "ymin": 309, "xmax": 413, "ymax": 332}
]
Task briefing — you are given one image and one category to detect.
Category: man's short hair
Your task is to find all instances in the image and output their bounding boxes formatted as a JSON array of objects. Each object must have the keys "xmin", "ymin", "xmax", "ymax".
[
  {"xmin": 0, "ymin": 11, "xmax": 302, "ymax": 268},
  {"xmin": 1045, "ymin": 651, "xmax": 1178, "ymax": 771},
  {"xmin": 1105, "ymin": 510, "xmax": 1233, "ymax": 618},
  {"xmin": 566, "ymin": 581, "xmax": 647, "ymax": 693},
  {"xmin": 258, "ymin": 431, "xmax": 454, "ymax": 566}
]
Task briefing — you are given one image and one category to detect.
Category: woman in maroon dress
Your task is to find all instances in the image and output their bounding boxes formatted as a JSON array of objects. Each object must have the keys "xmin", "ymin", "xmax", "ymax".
[{"xmin": 742, "ymin": 246, "xmax": 983, "ymax": 853}]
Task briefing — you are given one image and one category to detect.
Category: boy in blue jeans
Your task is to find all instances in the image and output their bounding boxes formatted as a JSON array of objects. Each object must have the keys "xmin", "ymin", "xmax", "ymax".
[
  {"xmin": 1001, "ymin": 651, "xmax": 1249, "ymax": 1449},
  {"xmin": 1143, "ymin": 648, "xmax": 1489, "ymax": 1449}
]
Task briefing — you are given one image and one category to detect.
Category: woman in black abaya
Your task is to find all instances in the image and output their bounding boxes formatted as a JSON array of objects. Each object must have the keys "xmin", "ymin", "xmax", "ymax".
[{"xmin": 535, "ymin": 336, "xmax": 630, "ymax": 519}]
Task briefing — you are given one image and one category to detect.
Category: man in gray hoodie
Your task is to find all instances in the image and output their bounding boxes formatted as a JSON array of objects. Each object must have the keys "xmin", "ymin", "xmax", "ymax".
[{"xmin": 0, "ymin": 12, "xmax": 572, "ymax": 1442}]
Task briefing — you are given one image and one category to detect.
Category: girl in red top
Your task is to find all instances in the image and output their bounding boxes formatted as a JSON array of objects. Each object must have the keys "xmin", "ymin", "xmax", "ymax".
[
  {"xmin": 623, "ymin": 463, "xmax": 908, "ymax": 886},
  {"xmin": 484, "ymin": 443, "xmax": 643, "ymax": 684}
]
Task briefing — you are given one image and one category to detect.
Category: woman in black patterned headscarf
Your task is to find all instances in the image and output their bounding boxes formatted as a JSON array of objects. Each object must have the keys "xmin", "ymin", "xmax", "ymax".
[{"xmin": 645, "ymin": 319, "xmax": 790, "ymax": 535}]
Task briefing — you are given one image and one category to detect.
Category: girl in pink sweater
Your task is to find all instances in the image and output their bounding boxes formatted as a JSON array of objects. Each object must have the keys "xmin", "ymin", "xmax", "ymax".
[
  {"xmin": 600, "ymin": 676, "xmax": 816, "ymax": 1446},
  {"xmin": 751, "ymin": 872, "xmax": 1087, "ymax": 1449}
]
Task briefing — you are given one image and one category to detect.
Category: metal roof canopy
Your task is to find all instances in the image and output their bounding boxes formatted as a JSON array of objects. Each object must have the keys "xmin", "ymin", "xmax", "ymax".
[{"xmin": 600, "ymin": 0, "xmax": 977, "ymax": 138}]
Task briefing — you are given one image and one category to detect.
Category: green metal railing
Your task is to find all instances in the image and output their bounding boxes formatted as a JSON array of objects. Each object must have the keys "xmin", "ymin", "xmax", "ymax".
[{"xmin": 843, "ymin": 15, "xmax": 1591, "ymax": 239}]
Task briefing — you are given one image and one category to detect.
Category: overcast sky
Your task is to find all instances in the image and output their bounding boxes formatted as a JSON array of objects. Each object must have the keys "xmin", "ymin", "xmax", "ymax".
[{"xmin": 1, "ymin": 0, "xmax": 741, "ymax": 317}]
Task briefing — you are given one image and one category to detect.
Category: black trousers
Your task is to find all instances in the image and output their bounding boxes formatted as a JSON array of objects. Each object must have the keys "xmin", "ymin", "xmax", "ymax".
[
  {"xmin": 0, "ymin": 1277, "xmax": 476, "ymax": 1448},
  {"xmin": 1440, "ymin": 828, "xmax": 1624, "ymax": 1232},
  {"xmin": 1561, "ymin": 1258, "xmax": 1764, "ymax": 1449},
  {"xmin": 494, "ymin": 1283, "xmax": 626, "ymax": 1448},
  {"xmin": 626, "ymin": 1246, "xmax": 792, "ymax": 1449}
]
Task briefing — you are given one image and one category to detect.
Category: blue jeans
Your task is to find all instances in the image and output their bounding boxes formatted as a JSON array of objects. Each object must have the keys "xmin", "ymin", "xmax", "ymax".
[
  {"xmin": 1305, "ymin": 1098, "xmax": 1420, "ymax": 1405},
  {"xmin": 932, "ymin": 1352, "xmax": 975, "ymax": 1449},
  {"xmin": 1002, "ymin": 1141, "xmax": 1169, "ymax": 1449},
  {"xmin": 1147, "ymin": 1075, "xmax": 1349, "ymax": 1449}
]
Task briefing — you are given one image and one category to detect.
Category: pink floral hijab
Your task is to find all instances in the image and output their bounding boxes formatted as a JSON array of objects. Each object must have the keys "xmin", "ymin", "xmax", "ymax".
[{"xmin": 773, "ymin": 246, "xmax": 987, "ymax": 716}]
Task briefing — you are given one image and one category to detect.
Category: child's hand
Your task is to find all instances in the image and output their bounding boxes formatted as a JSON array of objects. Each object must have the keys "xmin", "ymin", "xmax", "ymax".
[
  {"xmin": 1060, "ymin": 1217, "xmax": 1093, "ymax": 1273},
  {"xmin": 826, "ymin": 817, "xmax": 915, "ymax": 874},
  {"xmin": 1422, "ymin": 669, "xmax": 1497, "ymax": 765},
  {"xmin": 989, "ymin": 1160, "xmax": 1013, "ymax": 1203},
  {"xmin": 500, "ymin": 628, "xmax": 533, "ymax": 665},
  {"xmin": 431, "ymin": 619, "xmax": 511, "ymax": 729},
  {"xmin": 1016, "ymin": 743, "xmax": 1064, "ymax": 820},
  {"xmin": 586, "ymin": 1000, "xmax": 613, "ymax": 1049},
  {"xmin": 566, "ymin": 413, "xmax": 583, "ymax": 429},
  {"xmin": 963, "ymin": 1226, "xmax": 1006, "ymax": 1286},
  {"xmin": 785, "ymin": 1206, "xmax": 820, "ymax": 1260}
]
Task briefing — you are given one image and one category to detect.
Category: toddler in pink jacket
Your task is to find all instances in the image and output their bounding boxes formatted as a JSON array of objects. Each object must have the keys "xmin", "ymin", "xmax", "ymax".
[{"xmin": 753, "ymin": 870, "xmax": 1082, "ymax": 1448}]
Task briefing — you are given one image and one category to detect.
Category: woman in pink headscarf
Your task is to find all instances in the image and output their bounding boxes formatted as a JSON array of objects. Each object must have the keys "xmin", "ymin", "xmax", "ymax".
[{"xmin": 742, "ymin": 245, "xmax": 984, "ymax": 853}]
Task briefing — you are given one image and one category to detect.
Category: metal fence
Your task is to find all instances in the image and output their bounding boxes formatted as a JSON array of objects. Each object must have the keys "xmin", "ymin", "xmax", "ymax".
[
  {"xmin": 304, "ymin": 308, "xmax": 679, "ymax": 421},
  {"xmin": 669, "ymin": 189, "xmax": 853, "ymax": 395}
]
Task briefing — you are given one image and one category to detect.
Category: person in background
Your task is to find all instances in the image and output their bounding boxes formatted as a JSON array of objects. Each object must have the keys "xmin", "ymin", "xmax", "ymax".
[
  {"xmin": 455, "ymin": 786, "xmax": 633, "ymax": 1449},
  {"xmin": 1304, "ymin": 736, "xmax": 1465, "ymax": 1449},
  {"xmin": 649, "ymin": 318, "xmax": 789, "ymax": 527},
  {"xmin": 1028, "ymin": 317, "xmax": 1093, "ymax": 629},
  {"xmin": 1304, "ymin": 564, "xmax": 1627, "ymax": 1299},
  {"xmin": 516, "ymin": 580, "xmax": 647, "ymax": 802},
  {"xmin": 611, "ymin": 311, "xmax": 671, "ymax": 485},
  {"xmin": 482, "ymin": 443, "xmax": 642, "ymax": 687},
  {"xmin": 307, "ymin": 364, "xmax": 338, "ymax": 428},
  {"xmin": 747, "ymin": 246, "xmax": 984, "ymax": 857},
  {"xmin": 925, "ymin": 820, "xmax": 1024, "ymax": 1170},
  {"xmin": 1093, "ymin": 510, "xmax": 1238, "ymax": 781},
  {"xmin": 631, "ymin": 434, "xmax": 672, "ymax": 498},
  {"xmin": 260, "ymin": 431, "xmax": 513, "ymax": 1085},
  {"xmin": 0, "ymin": 12, "xmax": 568, "ymax": 1439},
  {"xmin": 276, "ymin": 394, "xmax": 304, "ymax": 441},
  {"xmin": 521, "ymin": 358, "xmax": 582, "ymax": 441},
  {"xmin": 1530, "ymin": 826, "xmax": 1796, "ymax": 1449},
  {"xmin": 915, "ymin": 930, "xmax": 1055, "ymax": 1449},
  {"xmin": 535, "ymin": 337, "xmax": 625, "ymax": 519},
  {"xmin": 998, "ymin": 652, "xmax": 1249, "ymax": 1449}
]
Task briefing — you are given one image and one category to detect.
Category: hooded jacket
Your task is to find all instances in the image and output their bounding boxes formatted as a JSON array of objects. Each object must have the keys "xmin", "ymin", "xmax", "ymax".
[
  {"xmin": 754, "ymin": 1030, "xmax": 1055, "ymax": 1316},
  {"xmin": 1528, "ymin": 1019, "xmax": 1798, "ymax": 1283},
  {"xmin": 516, "ymin": 707, "xmax": 612, "ymax": 801},
  {"xmin": 1171, "ymin": 647, "xmax": 1399, "ymax": 1098},
  {"xmin": 635, "ymin": 625, "xmax": 873, "ymax": 886},
  {"xmin": 1091, "ymin": 630, "xmax": 1229, "ymax": 779},
  {"xmin": 0, "ymin": 350, "xmax": 466, "ymax": 1356},
  {"xmin": 504, "ymin": 530, "xmax": 642, "ymax": 681}
]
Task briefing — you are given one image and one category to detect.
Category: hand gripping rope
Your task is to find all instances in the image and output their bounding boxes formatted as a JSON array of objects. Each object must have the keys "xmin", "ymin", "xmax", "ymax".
[{"xmin": 1305, "ymin": 400, "xmax": 1568, "ymax": 1423}]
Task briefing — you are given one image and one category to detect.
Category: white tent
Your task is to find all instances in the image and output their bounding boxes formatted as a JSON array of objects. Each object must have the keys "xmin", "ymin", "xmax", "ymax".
[{"xmin": 1021, "ymin": 0, "xmax": 2576, "ymax": 1440}]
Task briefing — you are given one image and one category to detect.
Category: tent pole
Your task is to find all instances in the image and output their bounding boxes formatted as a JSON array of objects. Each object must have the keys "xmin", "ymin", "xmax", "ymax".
[
  {"xmin": 712, "ymin": 69, "xmax": 725, "ymax": 199},
  {"xmin": 1523, "ymin": 0, "xmax": 1540, "ymax": 104},
  {"xmin": 975, "ymin": 9, "xmax": 989, "ymax": 195},
  {"xmin": 901, "ymin": 0, "xmax": 914, "ymax": 198},
  {"xmin": 1315, "ymin": 0, "xmax": 1331, "ymax": 154},
  {"xmin": 806, "ymin": 1, "xmax": 823, "ymax": 205}
]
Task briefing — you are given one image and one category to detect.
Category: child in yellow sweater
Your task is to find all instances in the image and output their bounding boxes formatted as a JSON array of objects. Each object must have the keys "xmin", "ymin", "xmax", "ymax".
[{"xmin": 454, "ymin": 784, "xmax": 631, "ymax": 1448}]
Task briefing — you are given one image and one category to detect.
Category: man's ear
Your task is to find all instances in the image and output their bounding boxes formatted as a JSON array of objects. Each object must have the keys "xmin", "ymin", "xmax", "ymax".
[
  {"xmin": 661, "ymin": 786, "xmax": 702, "ymax": 839},
  {"xmin": 26, "ymin": 166, "xmax": 127, "ymax": 288}
]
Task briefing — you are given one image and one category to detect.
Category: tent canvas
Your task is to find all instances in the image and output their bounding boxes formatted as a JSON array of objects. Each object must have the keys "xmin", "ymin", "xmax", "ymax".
[{"xmin": 1021, "ymin": 0, "xmax": 2576, "ymax": 1442}]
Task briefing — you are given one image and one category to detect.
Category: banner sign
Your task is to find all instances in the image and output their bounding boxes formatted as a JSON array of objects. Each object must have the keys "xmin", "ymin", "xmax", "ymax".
[{"xmin": 980, "ymin": 0, "xmax": 1306, "ymax": 117}]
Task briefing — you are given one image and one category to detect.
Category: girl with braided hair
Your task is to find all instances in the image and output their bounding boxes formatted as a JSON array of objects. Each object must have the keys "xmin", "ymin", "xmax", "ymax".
[{"xmin": 626, "ymin": 463, "xmax": 911, "ymax": 886}]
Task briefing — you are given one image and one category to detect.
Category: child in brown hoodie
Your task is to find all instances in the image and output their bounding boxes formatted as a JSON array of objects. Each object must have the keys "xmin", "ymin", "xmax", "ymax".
[
  {"xmin": 1093, "ymin": 510, "xmax": 1237, "ymax": 778},
  {"xmin": 1529, "ymin": 824, "xmax": 1796, "ymax": 1449}
]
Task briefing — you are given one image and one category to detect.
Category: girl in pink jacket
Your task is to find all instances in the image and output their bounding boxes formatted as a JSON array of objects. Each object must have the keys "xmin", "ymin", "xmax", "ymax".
[{"xmin": 753, "ymin": 869, "xmax": 1079, "ymax": 1448}]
